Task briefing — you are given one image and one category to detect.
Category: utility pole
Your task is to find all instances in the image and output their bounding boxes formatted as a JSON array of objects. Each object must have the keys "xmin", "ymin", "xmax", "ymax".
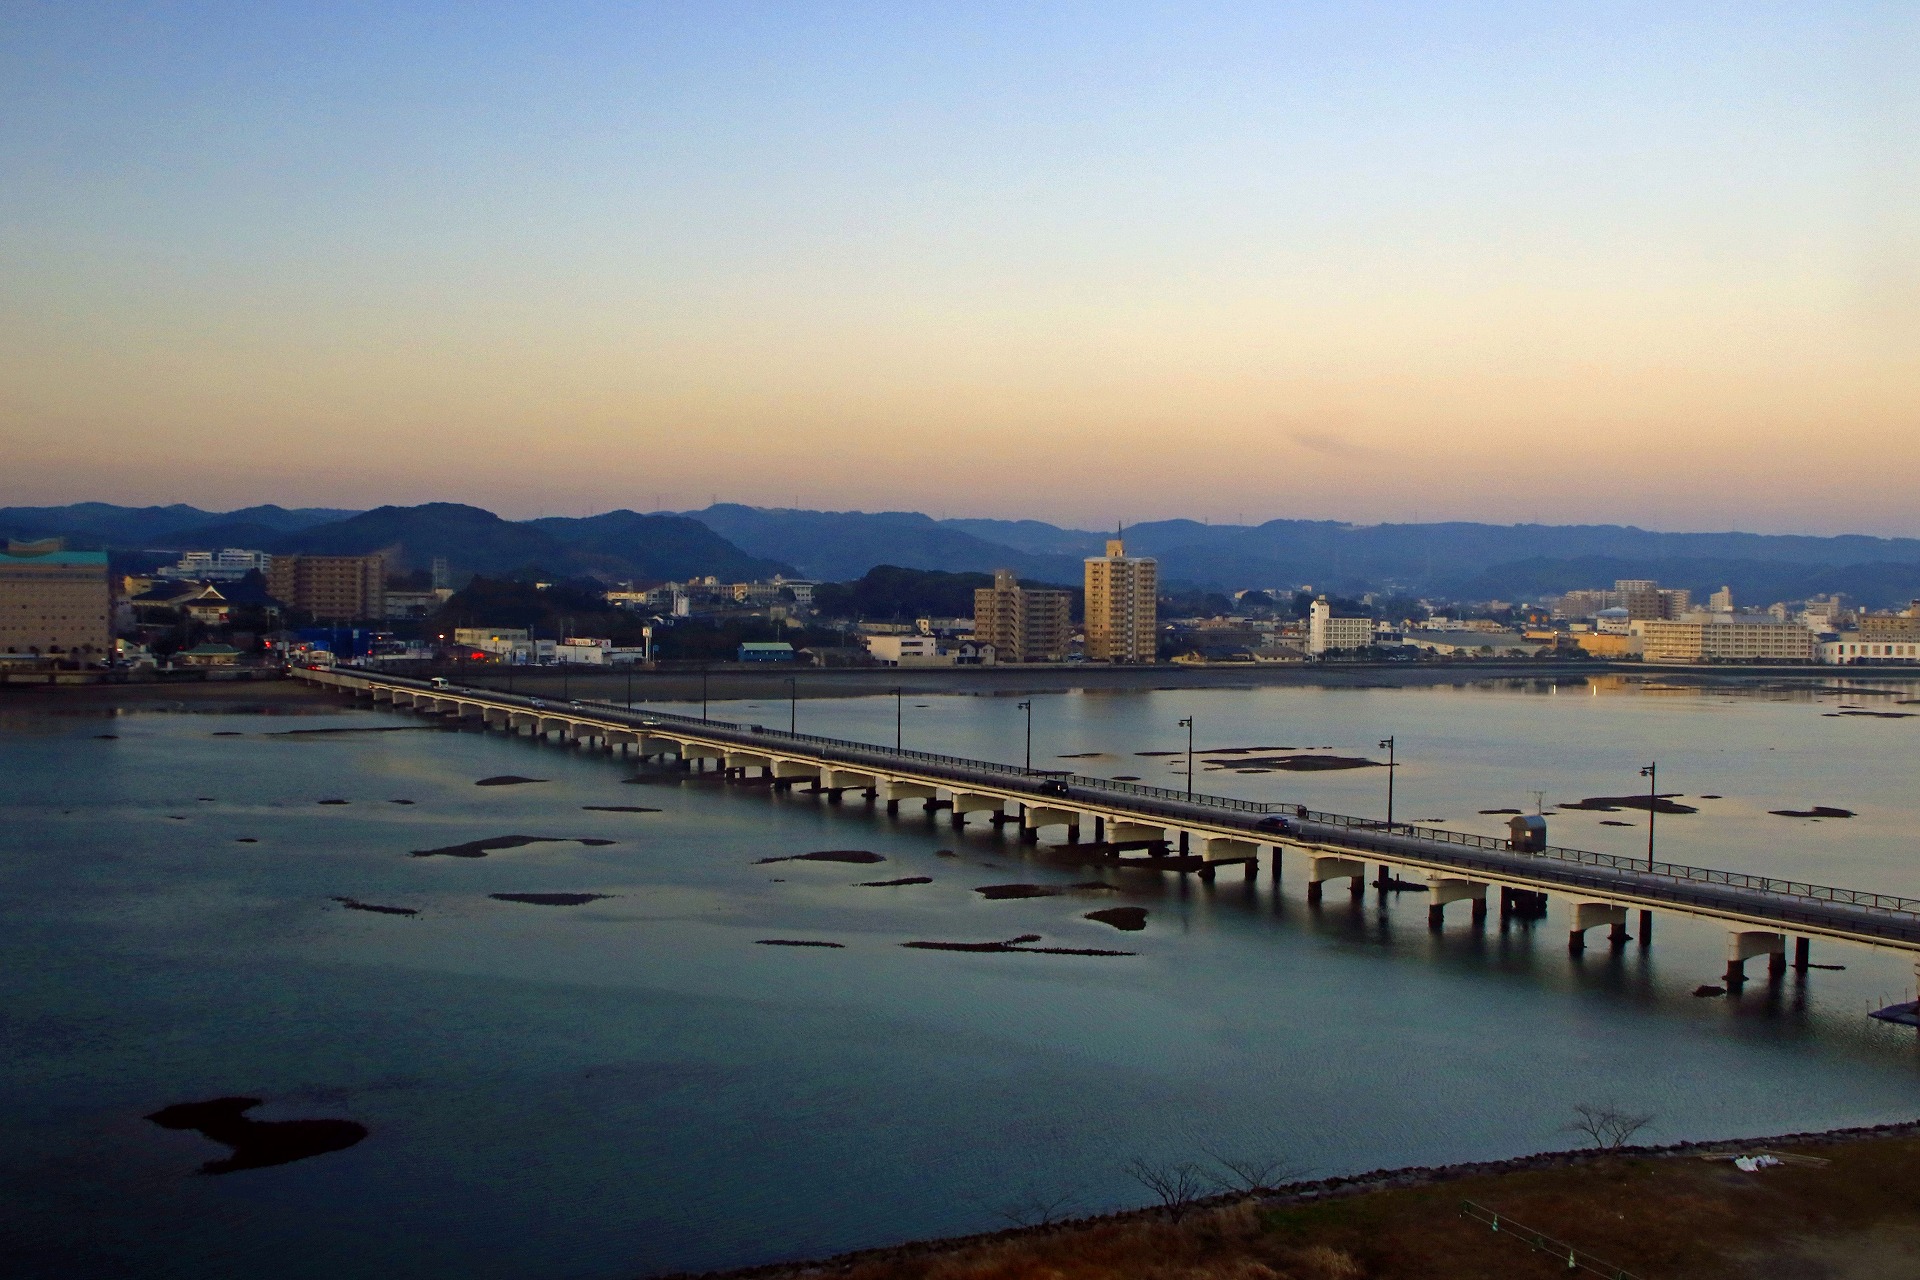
[
  {"xmin": 1017, "ymin": 699, "xmax": 1032, "ymax": 771},
  {"xmin": 893, "ymin": 687, "xmax": 904, "ymax": 751},
  {"xmin": 1179, "ymin": 716, "xmax": 1194, "ymax": 799},
  {"xmin": 1640, "ymin": 762, "xmax": 1657, "ymax": 870},
  {"xmin": 1379, "ymin": 735, "xmax": 1396, "ymax": 828},
  {"xmin": 786, "ymin": 676, "xmax": 797, "ymax": 734}
]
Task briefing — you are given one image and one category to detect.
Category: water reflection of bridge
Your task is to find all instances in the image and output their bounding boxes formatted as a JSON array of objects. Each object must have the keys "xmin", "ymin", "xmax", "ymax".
[{"xmin": 297, "ymin": 667, "xmax": 1920, "ymax": 1003}]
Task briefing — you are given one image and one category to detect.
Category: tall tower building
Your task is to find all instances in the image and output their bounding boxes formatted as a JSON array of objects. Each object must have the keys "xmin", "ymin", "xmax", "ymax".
[
  {"xmin": 1084, "ymin": 537, "xmax": 1158, "ymax": 663},
  {"xmin": 972, "ymin": 569, "xmax": 1071, "ymax": 662}
]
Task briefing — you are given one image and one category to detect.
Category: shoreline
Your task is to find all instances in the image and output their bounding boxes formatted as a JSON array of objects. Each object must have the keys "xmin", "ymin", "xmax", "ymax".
[
  {"xmin": 662, "ymin": 1117, "xmax": 1920, "ymax": 1280},
  {"xmin": 7, "ymin": 661, "xmax": 1916, "ymax": 707}
]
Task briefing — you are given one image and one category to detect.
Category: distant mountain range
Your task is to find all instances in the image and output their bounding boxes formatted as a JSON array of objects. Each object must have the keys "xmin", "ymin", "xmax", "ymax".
[
  {"xmin": 0, "ymin": 502, "xmax": 786, "ymax": 585},
  {"xmin": 8, "ymin": 500, "xmax": 1920, "ymax": 607}
]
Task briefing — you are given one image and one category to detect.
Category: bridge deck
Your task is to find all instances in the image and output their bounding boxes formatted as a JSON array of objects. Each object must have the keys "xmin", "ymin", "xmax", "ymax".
[{"xmin": 299, "ymin": 667, "xmax": 1920, "ymax": 953}]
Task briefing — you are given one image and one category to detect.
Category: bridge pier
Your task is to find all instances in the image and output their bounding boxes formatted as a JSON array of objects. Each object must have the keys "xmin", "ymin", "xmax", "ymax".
[
  {"xmin": 1303, "ymin": 855, "xmax": 1366, "ymax": 906},
  {"xmin": 1640, "ymin": 909, "xmax": 1653, "ymax": 947},
  {"xmin": 1793, "ymin": 936, "xmax": 1810, "ymax": 971},
  {"xmin": 1723, "ymin": 930, "xmax": 1787, "ymax": 987},
  {"xmin": 1569, "ymin": 902, "xmax": 1627, "ymax": 954},
  {"xmin": 1426, "ymin": 877, "xmax": 1488, "ymax": 930}
]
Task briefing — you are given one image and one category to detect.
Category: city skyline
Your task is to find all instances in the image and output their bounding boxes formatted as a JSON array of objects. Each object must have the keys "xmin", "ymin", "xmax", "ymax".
[{"xmin": 3, "ymin": 3, "xmax": 1917, "ymax": 535}]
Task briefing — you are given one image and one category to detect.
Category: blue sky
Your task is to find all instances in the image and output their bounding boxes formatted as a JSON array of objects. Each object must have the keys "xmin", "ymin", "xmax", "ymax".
[{"xmin": 2, "ymin": 3, "xmax": 1914, "ymax": 532}]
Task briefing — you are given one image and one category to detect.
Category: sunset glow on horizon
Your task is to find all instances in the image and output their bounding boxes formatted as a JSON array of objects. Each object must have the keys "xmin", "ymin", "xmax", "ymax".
[{"xmin": 2, "ymin": 3, "xmax": 1916, "ymax": 534}]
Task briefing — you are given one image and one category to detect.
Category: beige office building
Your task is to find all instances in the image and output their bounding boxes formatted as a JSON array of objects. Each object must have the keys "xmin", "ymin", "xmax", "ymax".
[
  {"xmin": 972, "ymin": 569, "xmax": 1071, "ymax": 662},
  {"xmin": 267, "ymin": 554, "xmax": 386, "ymax": 622},
  {"xmin": 1084, "ymin": 538, "xmax": 1158, "ymax": 663},
  {"xmin": 0, "ymin": 540, "xmax": 113, "ymax": 660}
]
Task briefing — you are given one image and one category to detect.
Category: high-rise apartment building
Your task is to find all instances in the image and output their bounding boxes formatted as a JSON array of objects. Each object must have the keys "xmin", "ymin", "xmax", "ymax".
[
  {"xmin": 1084, "ymin": 538, "xmax": 1157, "ymax": 663},
  {"xmin": 971, "ymin": 569, "xmax": 1071, "ymax": 662},
  {"xmin": 0, "ymin": 539, "xmax": 112, "ymax": 660},
  {"xmin": 267, "ymin": 554, "xmax": 386, "ymax": 622}
]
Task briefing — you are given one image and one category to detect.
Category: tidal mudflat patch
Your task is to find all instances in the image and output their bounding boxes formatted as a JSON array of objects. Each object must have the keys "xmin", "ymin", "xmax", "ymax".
[
  {"xmin": 1562, "ymin": 794, "xmax": 1700, "ymax": 815},
  {"xmin": 475, "ymin": 775, "xmax": 547, "ymax": 786},
  {"xmin": 1770, "ymin": 807, "xmax": 1856, "ymax": 819},
  {"xmin": 856, "ymin": 877, "xmax": 932, "ymax": 887},
  {"xmin": 756, "ymin": 850, "xmax": 885, "ymax": 865},
  {"xmin": 1085, "ymin": 906, "xmax": 1149, "ymax": 931},
  {"xmin": 332, "ymin": 897, "xmax": 419, "ymax": 917},
  {"xmin": 755, "ymin": 939, "xmax": 844, "ymax": 948},
  {"xmin": 145, "ymin": 1097, "xmax": 367, "ymax": 1174},
  {"xmin": 489, "ymin": 892, "xmax": 612, "ymax": 906},
  {"xmin": 582, "ymin": 805, "xmax": 660, "ymax": 813},
  {"xmin": 902, "ymin": 933, "xmax": 1134, "ymax": 957},
  {"xmin": 316, "ymin": 798, "xmax": 350, "ymax": 806},
  {"xmin": 409, "ymin": 835, "xmax": 615, "ymax": 858}
]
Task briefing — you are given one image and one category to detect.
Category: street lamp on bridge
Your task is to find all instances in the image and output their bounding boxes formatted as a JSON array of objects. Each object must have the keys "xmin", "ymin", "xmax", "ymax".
[
  {"xmin": 1640, "ymin": 761, "xmax": 1658, "ymax": 870},
  {"xmin": 1016, "ymin": 699, "xmax": 1033, "ymax": 772},
  {"xmin": 1178, "ymin": 716, "xmax": 1194, "ymax": 799},
  {"xmin": 1379, "ymin": 735, "xmax": 1397, "ymax": 829}
]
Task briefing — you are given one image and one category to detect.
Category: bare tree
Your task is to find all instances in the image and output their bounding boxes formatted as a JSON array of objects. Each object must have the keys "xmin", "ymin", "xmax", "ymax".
[
  {"xmin": 1198, "ymin": 1143, "xmax": 1301, "ymax": 1194},
  {"xmin": 990, "ymin": 1188, "xmax": 1082, "ymax": 1228},
  {"xmin": 1567, "ymin": 1102, "xmax": 1655, "ymax": 1150},
  {"xmin": 1123, "ymin": 1156, "xmax": 1210, "ymax": 1219}
]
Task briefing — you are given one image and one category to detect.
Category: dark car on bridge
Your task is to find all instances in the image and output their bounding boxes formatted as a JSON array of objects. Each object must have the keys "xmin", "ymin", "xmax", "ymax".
[
  {"xmin": 1037, "ymin": 779, "xmax": 1071, "ymax": 797},
  {"xmin": 1255, "ymin": 815, "xmax": 1292, "ymax": 834}
]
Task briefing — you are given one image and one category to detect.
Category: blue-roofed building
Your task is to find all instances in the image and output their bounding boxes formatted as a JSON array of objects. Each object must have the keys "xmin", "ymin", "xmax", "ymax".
[
  {"xmin": 737, "ymin": 641, "xmax": 795, "ymax": 663},
  {"xmin": 0, "ymin": 539, "xmax": 113, "ymax": 661}
]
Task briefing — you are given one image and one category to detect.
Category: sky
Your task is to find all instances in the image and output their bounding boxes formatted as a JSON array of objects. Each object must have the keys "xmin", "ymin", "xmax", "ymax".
[{"xmin": 1, "ymin": 2, "xmax": 1915, "ymax": 534}]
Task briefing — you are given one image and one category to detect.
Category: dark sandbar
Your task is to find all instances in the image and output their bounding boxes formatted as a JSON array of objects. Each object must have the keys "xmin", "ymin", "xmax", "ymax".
[
  {"xmin": 1561, "ymin": 793, "xmax": 1700, "ymax": 815},
  {"xmin": 410, "ymin": 835, "xmax": 613, "ymax": 858},
  {"xmin": 475, "ymin": 775, "xmax": 547, "ymax": 786},
  {"xmin": 1479, "ymin": 808, "xmax": 1523, "ymax": 815},
  {"xmin": 1769, "ymin": 806, "xmax": 1855, "ymax": 819},
  {"xmin": 976, "ymin": 883, "xmax": 1065, "ymax": 899},
  {"xmin": 582, "ymin": 805, "xmax": 661, "ymax": 813},
  {"xmin": 145, "ymin": 1096, "xmax": 367, "ymax": 1174},
  {"xmin": 756, "ymin": 850, "xmax": 886, "ymax": 865},
  {"xmin": 316, "ymin": 798, "xmax": 350, "ymax": 805},
  {"xmin": 1206, "ymin": 753, "xmax": 1379, "ymax": 772},
  {"xmin": 489, "ymin": 892, "xmax": 612, "ymax": 906},
  {"xmin": 857, "ymin": 877, "xmax": 933, "ymax": 887},
  {"xmin": 1600, "ymin": 819, "xmax": 1634, "ymax": 827},
  {"xmin": 332, "ymin": 896, "xmax": 418, "ymax": 916},
  {"xmin": 756, "ymin": 939, "xmax": 845, "ymax": 948},
  {"xmin": 903, "ymin": 933, "xmax": 1133, "ymax": 957},
  {"xmin": 1085, "ymin": 906, "xmax": 1149, "ymax": 931},
  {"xmin": 235, "ymin": 838, "xmax": 258, "ymax": 843}
]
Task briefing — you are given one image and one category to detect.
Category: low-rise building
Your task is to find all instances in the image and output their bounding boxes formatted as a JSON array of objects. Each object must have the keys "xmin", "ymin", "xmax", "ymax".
[
  {"xmin": 554, "ymin": 637, "xmax": 611, "ymax": 664},
  {"xmin": 865, "ymin": 634, "xmax": 948, "ymax": 666},
  {"xmin": 737, "ymin": 641, "xmax": 796, "ymax": 663},
  {"xmin": 175, "ymin": 642, "xmax": 245, "ymax": 667},
  {"xmin": 1822, "ymin": 635, "xmax": 1920, "ymax": 664},
  {"xmin": 1402, "ymin": 629, "xmax": 1544, "ymax": 657}
]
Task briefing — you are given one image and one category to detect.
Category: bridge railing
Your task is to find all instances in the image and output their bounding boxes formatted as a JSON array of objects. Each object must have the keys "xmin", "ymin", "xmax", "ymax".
[{"xmin": 336, "ymin": 669, "xmax": 1920, "ymax": 922}]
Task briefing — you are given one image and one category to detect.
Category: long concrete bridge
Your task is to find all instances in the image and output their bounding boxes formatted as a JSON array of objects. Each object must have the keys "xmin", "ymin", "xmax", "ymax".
[{"xmin": 296, "ymin": 666, "xmax": 1920, "ymax": 1000}]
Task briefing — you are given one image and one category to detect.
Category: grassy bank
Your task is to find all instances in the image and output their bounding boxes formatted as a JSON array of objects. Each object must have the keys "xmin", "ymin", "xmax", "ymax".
[{"xmin": 686, "ymin": 1124, "xmax": 1920, "ymax": 1280}]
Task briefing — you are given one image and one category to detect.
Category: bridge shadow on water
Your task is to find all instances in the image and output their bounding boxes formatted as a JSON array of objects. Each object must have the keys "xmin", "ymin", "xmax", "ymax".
[{"xmin": 542, "ymin": 739, "xmax": 1850, "ymax": 1043}]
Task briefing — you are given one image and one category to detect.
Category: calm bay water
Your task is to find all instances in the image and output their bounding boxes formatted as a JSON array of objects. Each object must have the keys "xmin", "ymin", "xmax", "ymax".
[{"xmin": 5, "ymin": 672, "xmax": 1920, "ymax": 1278}]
